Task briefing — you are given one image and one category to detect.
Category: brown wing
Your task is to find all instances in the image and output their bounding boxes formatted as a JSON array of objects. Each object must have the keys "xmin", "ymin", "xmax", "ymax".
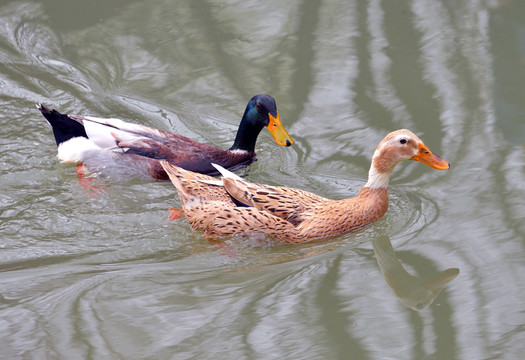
[
  {"xmin": 161, "ymin": 161, "xmax": 233, "ymax": 208},
  {"xmin": 198, "ymin": 205, "xmax": 296, "ymax": 240},
  {"xmin": 114, "ymin": 129, "xmax": 254, "ymax": 175},
  {"xmin": 222, "ymin": 177, "xmax": 328, "ymax": 224},
  {"xmin": 113, "ymin": 128, "xmax": 219, "ymax": 160}
]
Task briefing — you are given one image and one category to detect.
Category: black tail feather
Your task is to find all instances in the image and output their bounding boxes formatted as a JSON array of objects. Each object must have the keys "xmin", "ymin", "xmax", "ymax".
[{"xmin": 37, "ymin": 104, "xmax": 88, "ymax": 146}]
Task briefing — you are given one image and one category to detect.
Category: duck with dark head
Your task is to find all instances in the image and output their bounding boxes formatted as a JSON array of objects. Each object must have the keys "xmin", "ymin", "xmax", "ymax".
[{"xmin": 38, "ymin": 94, "xmax": 293, "ymax": 180}]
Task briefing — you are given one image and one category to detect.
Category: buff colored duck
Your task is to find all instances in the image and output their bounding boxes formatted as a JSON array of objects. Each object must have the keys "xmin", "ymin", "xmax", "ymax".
[
  {"xmin": 161, "ymin": 129, "xmax": 450, "ymax": 243},
  {"xmin": 38, "ymin": 95, "xmax": 293, "ymax": 180}
]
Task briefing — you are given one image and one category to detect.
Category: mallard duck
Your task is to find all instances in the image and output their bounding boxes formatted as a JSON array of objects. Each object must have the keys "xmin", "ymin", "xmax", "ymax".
[
  {"xmin": 160, "ymin": 129, "xmax": 450, "ymax": 244},
  {"xmin": 38, "ymin": 94, "xmax": 293, "ymax": 180}
]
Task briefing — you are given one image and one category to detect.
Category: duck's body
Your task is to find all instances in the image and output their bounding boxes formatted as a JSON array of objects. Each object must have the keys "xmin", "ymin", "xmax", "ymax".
[
  {"xmin": 161, "ymin": 129, "xmax": 450, "ymax": 243},
  {"xmin": 38, "ymin": 95, "xmax": 293, "ymax": 180}
]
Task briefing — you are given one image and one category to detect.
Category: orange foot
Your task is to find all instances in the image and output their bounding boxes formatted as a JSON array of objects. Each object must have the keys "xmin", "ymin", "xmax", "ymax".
[
  {"xmin": 76, "ymin": 164, "xmax": 88, "ymax": 177},
  {"xmin": 76, "ymin": 164, "xmax": 104, "ymax": 197},
  {"xmin": 168, "ymin": 208, "xmax": 184, "ymax": 221}
]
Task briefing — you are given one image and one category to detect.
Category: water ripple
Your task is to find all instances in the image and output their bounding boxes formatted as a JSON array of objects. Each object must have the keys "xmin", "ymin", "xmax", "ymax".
[{"xmin": 1, "ymin": 0, "xmax": 524, "ymax": 358}]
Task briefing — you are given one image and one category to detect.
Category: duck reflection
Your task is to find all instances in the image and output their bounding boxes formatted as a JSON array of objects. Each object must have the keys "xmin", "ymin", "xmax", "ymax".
[{"xmin": 372, "ymin": 235, "xmax": 459, "ymax": 311}]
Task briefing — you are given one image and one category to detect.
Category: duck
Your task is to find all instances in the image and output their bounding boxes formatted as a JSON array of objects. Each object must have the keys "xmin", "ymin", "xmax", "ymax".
[
  {"xmin": 37, "ymin": 94, "xmax": 293, "ymax": 180},
  {"xmin": 160, "ymin": 129, "xmax": 450, "ymax": 244}
]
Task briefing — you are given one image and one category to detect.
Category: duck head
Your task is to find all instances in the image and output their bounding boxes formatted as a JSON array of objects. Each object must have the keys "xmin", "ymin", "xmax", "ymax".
[
  {"xmin": 230, "ymin": 94, "xmax": 293, "ymax": 153},
  {"xmin": 365, "ymin": 129, "xmax": 450, "ymax": 188}
]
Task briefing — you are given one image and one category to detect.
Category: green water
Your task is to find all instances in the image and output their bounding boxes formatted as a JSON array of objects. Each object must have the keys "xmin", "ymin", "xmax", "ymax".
[{"xmin": 1, "ymin": 0, "xmax": 524, "ymax": 359}]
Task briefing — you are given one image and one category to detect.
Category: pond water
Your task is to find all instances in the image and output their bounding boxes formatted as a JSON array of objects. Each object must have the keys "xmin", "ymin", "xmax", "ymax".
[{"xmin": 1, "ymin": 0, "xmax": 524, "ymax": 359}]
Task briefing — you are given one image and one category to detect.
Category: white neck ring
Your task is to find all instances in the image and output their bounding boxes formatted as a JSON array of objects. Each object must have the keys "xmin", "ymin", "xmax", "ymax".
[{"xmin": 364, "ymin": 165, "xmax": 391, "ymax": 189}]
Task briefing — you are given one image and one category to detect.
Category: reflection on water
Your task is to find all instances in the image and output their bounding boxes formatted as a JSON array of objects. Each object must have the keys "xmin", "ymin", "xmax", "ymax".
[
  {"xmin": 372, "ymin": 235, "xmax": 459, "ymax": 311},
  {"xmin": 1, "ymin": 0, "xmax": 525, "ymax": 359}
]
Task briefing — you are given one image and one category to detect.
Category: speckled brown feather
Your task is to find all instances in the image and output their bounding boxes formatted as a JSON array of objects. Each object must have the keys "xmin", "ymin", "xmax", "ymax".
[
  {"xmin": 160, "ymin": 129, "xmax": 449, "ymax": 244},
  {"xmin": 161, "ymin": 163, "xmax": 233, "ymax": 207},
  {"xmin": 161, "ymin": 161, "xmax": 389, "ymax": 243}
]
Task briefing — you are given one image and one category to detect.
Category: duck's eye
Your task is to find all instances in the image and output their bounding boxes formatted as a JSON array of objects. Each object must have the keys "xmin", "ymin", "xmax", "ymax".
[
  {"xmin": 400, "ymin": 138, "xmax": 407, "ymax": 144},
  {"xmin": 255, "ymin": 102, "xmax": 263, "ymax": 112}
]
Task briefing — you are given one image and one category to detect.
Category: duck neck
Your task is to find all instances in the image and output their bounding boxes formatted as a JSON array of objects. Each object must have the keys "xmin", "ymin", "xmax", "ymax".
[
  {"xmin": 356, "ymin": 172, "xmax": 390, "ymax": 224},
  {"xmin": 364, "ymin": 163, "xmax": 392, "ymax": 189},
  {"xmin": 229, "ymin": 110, "xmax": 264, "ymax": 153}
]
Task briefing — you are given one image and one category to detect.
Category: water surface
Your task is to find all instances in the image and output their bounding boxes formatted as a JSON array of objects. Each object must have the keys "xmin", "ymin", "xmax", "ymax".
[{"xmin": 1, "ymin": 0, "xmax": 525, "ymax": 359}]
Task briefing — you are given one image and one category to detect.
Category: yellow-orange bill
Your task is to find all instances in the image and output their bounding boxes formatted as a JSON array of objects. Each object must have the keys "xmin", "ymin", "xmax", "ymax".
[
  {"xmin": 267, "ymin": 112, "xmax": 293, "ymax": 147},
  {"xmin": 411, "ymin": 143, "xmax": 450, "ymax": 170}
]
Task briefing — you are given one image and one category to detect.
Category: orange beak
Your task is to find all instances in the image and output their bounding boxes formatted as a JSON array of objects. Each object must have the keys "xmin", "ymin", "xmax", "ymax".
[
  {"xmin": 267, "ymin": 112, "xmax": 293, "ymax": 147},
  {"xmin": 411, "ymin": 142, "xmax": 450, "ymax": 170}
]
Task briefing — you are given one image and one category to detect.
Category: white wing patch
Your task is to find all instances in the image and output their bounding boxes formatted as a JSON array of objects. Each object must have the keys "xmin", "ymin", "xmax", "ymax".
[
  {"xmin": 197, "ymin": 179, "xmax": 224, "ymax": 186},
  {"xmin": 82, "ymin": 116, "xmax": 151, "ymax": 149},
  {"xmin": 211, "ymin": 163, "xmax": 244, "ymax": 181}
]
